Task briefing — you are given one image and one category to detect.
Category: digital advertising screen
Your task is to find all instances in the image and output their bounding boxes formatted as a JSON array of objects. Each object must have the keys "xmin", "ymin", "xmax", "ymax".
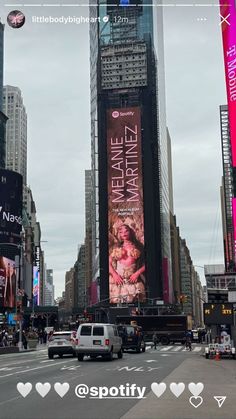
[
  {"xmin": 0, "ymin": 169, "xmax": 23, "ymax": 246},
  {"xmin": 0, "ymin": 1, "xmax": 236, "ymax": 418},
  {"xmin": 107, "ymin": 107, "xmax": 146, "ymax": 304},
  {"xmin": 33, "ymin": 266, "xmax": 40, "ymax": 306},
  {"xmin": 0, "ymin": 256, "xmax": 16, "ymax": 308}
]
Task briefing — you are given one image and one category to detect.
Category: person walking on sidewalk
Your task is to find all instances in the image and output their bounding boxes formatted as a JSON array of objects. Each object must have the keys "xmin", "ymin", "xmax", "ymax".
[
  {"xmin": 153, "ymin": 332, "xmax": 158, "ymax": 350},
  {"xmin": 22, "ymin": 331, "xmax": 28, "ymax": 350}
]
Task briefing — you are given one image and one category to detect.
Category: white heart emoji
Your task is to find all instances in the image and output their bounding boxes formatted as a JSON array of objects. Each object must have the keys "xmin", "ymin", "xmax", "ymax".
[
  {"xmin": 151, "ymin": 382, "xmax": 166, "ymax": 398},
  {"xmin": 54, "ymin": 382, "xmax": 70, "ymax": 398},
  {"xmin": 169, "ymin": 382, "xmax": 185, "ymax": 398},
  {"xmin": 35, "ymin": 382, "xmax": 51, "ymax": 398},
  {"xmin": 17, "ymin": 382, "xmax": 32, "ymax": 398},
  {"xmin": 189, "ymin": 396, "xmax": 203, "ymax": 408},
  {"xmin": 188, "ymin": 382, "xmax": 204, "ymax": 397}
]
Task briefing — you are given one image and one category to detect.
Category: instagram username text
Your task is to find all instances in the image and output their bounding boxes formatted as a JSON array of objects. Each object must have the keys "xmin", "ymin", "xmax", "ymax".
[{"xmin": 32, "ymin": 15, "xmax": 108, "ymax": 24}]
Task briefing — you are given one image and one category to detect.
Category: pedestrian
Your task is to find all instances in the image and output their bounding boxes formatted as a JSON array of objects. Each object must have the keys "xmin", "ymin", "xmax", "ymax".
[
  {"xmin": 43, "ymin": 330, "xmax": 47, "ymax": 344},
  {"xmin": 185, "ymin": 330, "xmax": 192, "ymax": 351},
  {"xmin": 22, "ymin": 331, "xmax": 28, "ymax": 350},
  {"xmin": 2, "ymin": 333, "xmax": 8, "ymax": 347},
  {"xmin": 152, "ymin": 332, "xmax": 158, "ymax": 350}
]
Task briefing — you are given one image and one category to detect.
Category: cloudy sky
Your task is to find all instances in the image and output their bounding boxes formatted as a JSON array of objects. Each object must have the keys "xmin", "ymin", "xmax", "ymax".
[{"xmin": 0, "ymin": 1, "xmax": 227, "ymax": 297}]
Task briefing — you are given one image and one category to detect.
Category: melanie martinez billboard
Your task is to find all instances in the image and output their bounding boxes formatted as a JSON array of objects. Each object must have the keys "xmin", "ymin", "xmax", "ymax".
[{"xmin": 107, "ymin": 107, "xmax": 146, "ymax": 304}]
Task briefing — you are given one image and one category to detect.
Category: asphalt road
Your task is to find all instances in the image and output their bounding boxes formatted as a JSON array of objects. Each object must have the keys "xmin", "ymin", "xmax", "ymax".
[{"xmin": 0, "ymin": 344, "xmax": 204, "ymax": 419}]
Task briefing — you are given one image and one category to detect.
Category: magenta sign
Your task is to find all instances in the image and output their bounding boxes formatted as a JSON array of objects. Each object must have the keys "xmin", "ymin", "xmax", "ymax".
[
  {"xmin": 220, "ymin": 0, "xmax": 236, "ymax": 165},
  {"xmin": 220, "ymin": 1, "xmax": 236, "ymax": 258}
]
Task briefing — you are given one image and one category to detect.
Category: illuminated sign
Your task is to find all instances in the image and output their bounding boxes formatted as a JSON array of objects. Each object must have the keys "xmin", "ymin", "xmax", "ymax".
[
  {"xmin": 0, "ymin": 256, "xmax": 16, "ymax": 308},
  {"xmin": 107, "ymin": 107, "xmax": 146, "ymax": 304},
  {"xmin": 33, "ymin": 266, "xmax": 40, "ymax": 306},
  {"xmin": 220, "ymin": 1, "xmax": 236, "ymax": 258},
  {"xmin": 204, "ymin": 303, "xmax": 234, "ymax": 325},
  {"xmin": 0, "ymin": 169, "xmax": 23, "ymax": 245}
]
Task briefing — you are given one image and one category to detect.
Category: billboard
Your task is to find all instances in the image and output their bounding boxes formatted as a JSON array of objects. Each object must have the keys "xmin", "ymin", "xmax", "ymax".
[
  {"xmin": 0, "ymin": 256, "xmax": 16, "ymax": 308},
  {"xmin": 220, "ymin": 1, "xmax": 236, "ymax": 260},
  {"xmin": 33, "ymin": 266, "xmax": 40, "ymax": 306},
  {"xmin": 0, "ymin": 169, "xmax": 23, "ymax": 245},
  {"xmin": 107, "ymin": 107, "xmax": 146, "ymax": 304}
]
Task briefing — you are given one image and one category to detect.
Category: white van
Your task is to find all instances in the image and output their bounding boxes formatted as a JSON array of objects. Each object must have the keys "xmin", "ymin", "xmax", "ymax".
[{"xmin": 76, "ymin": 323, "xmax": 123, "ymax": 361}]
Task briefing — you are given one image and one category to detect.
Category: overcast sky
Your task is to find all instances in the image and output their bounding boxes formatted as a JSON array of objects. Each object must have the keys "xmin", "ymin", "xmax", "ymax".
[{"xmin": 0, "ymin": 1, "xmax": 227, "ymax": 297}]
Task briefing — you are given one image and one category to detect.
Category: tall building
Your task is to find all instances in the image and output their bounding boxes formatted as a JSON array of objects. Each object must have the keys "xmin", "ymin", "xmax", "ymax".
[
  {"xmin": 3, "ymin": 86, "xmax": 27, "ymax": 185},
  {"xmin": 220, "ymin": 105, "xmax": 236, "ymax": 272},
  {"xmin": 84, "ymin": 170, "xmax": 93, "ymax": 295},
  {"xmin": 74, "ymin": 244, "xmax": 86, "ymax": 308},
  {"xmin": 170, "ymin": 214, "xmax": 181, "ymax": 304},
  {"xmin": 0, "ymin": 23, "xmax": 7, "ymax": 169},
  {"xmin": 89, "ymin": 0, "xmax": 172, "ymax": 304},
  {"xmin": 0, "ymin": 22, "xmax": 3, "ymax": 111},
  {"xmin": 65, "ymin": 267, "xmax": 75, "ymax": 312},
  {"xmin": 44, "ymin": 269, "xmax": 54, "ymax": 306},
  {"xmin": 179, "ymin": 238, "xmax": 193, "ymax": 317}
]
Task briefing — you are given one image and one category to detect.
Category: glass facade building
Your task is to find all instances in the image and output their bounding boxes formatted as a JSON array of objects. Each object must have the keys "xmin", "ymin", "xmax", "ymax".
[
  {"xmin": 0, "ymin": 22, "xmax": 3, "ymax": 111},
  {"xmin": 220, "ymin": 105, "xmax": 236, "ymax": 271},
  {"xmin": 89, "ymin": 0, "xmax": 172, "ymax": 303},
  {"xmin": 0, "ymin": 23, "xmax": 7, "ymax": 169}
]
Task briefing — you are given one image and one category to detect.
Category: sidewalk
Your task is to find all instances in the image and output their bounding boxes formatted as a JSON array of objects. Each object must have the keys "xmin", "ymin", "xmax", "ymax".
[{"xmin": 122, "ymin": 356, "xmax": 236, "ymax": 419}]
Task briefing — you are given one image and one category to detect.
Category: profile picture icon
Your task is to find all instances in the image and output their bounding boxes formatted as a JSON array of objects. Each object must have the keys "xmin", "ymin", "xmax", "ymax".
[{"xmin": 7, "ymin": 10, "xmax": 25, "ymax": 29}]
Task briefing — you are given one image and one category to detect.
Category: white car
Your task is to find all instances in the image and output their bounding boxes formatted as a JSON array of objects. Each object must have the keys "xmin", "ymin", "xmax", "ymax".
[
  {"xmin": 76, "ymin": 323, "xmax": 123, "ymax": 361},
  {"xmin": 48, "ymin": 331, "xmax": 76, "ymax": 359}
]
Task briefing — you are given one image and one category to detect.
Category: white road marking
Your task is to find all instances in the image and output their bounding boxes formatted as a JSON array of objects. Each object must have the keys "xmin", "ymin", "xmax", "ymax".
[
  {"xmin": 145, "ymin": 360, "xmax": 157, "ymax": 363},
  {"xmin": 193, "ymin": 346, "xmax": 202, "ymax": 352},
  {"xmin": 172, "ymin": 346, "xmax": 182, "ymax": 351},
  {"xmin": 160, "ymin": 346, "xmax": 173, "ymax": 351},
  {"xmin": 0, "ymin": 359, "xmax": 76, "ymax": 378}
]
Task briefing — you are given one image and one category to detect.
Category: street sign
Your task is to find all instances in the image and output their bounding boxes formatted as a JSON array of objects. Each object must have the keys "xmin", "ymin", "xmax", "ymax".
[{"xmin": 204, "ymin": 303, "xmax": 234, "ymax": 324}]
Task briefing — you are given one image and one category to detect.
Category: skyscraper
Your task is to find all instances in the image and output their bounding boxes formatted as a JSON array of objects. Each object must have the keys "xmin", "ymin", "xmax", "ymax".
[
  {"xmin": 84, "ymin": 170, "xmax": 93, "ymax": 295},
  {"xmin": 44, "ymin": 269, "xmax": 54, "ymax": 306},
  {"xmin": 90, "ymin": 1, "xmax": 172, "ymax": 304},
  {"xmin": 220, "ymin": 105, "xmax": 235, "ymax": 271},
  {"xmin": 0, "ymin": 22, "xmax": 3, "ymax": 111},
  {"xmin": 0, "ymin": 22, "xmax": 7, "ymax": 169},
  {"xmin": 2, "ymin": 85, "xmax": 27, "ymax": 185}
]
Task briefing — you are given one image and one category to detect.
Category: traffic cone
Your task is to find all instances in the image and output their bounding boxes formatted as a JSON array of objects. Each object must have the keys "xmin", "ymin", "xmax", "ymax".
[{"xmin": 215, "ymin": 349, "xmax": 221, "ymax": 361}]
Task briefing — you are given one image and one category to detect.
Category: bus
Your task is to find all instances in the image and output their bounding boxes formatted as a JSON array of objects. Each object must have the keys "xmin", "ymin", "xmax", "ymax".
[{"xmin": 116, "ymin": 315, "xmax": 189, "ymax": 345}]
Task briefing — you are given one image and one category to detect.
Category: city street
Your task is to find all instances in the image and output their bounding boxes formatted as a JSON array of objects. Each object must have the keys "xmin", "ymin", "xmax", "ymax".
[{"xmin": 0, "ymin": 344, "xmax": 235, "ymax": 419}]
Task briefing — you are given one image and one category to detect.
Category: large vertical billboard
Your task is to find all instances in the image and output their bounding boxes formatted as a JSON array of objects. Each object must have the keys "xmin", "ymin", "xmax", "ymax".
[
  {"xmin": 107, "ymin": 107, "xmax": 146, "ymax": 304},
  {"xmin": 33, "ymin": 266, "xmax": 40, "ymax": 306},
  {"xmin": 0, "ymin": 169, "xmax": 23, "ymax": 245},
  {"xmin": 220, "ymin": 1, "xmax": 236, "ymax": 258},
  {"xmin": 0, "ymin": 256, "xmax": 16, "ymax": 308}
]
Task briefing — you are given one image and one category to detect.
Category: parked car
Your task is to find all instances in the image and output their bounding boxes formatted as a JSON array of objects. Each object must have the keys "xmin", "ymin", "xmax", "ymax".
[
  {"xmin": 117, "ymin": 324, "xmax": 146, "ymax": 353},
  {"xmin": 48, "ymin": 331, "xmax": 76, "ymax": 359},
  {"xmin": 76, "ymin": 323, "xmax": 122, "ymax": 361}
]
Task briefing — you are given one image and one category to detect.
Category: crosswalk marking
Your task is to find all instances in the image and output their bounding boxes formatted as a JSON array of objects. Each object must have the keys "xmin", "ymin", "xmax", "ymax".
[
  {"xmin": 146, "ymin": 345, "xmax": 204, "ymax": 354},
  {"xmin": 160, "ymin": 346, "xmax": 173, "ymax": 351},
  {"xmin": 172, "ymin": 346, "xmax": 182, "ymax": 351}
]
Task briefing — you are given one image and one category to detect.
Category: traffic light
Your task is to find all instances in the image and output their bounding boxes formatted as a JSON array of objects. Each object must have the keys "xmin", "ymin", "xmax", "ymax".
[{"xmin": 180, "ymin": 294, "xmax": 187, "ymax": 304}]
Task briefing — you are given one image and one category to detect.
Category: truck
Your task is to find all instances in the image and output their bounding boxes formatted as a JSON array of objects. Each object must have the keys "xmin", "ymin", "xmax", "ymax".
[{"xmin": 116, "ymin": 315, "xmax": 188, "ymax": 345}]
